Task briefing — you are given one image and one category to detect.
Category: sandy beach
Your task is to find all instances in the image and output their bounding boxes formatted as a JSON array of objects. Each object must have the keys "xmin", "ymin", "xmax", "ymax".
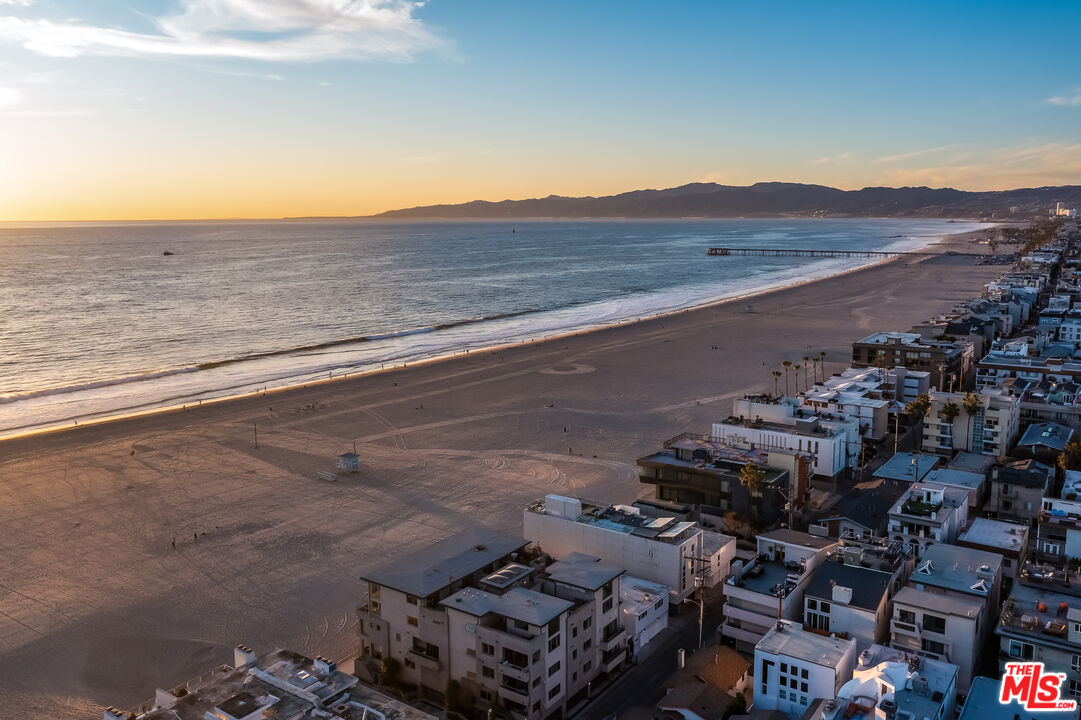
[{"xmin": 0, "ymin": 227, "xmax": 1009, "ymax": 718}]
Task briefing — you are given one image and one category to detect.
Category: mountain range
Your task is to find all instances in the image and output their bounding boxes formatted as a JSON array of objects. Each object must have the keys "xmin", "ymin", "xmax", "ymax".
[{"xmin": 368, "ymin": 182, "xmax": 1081, "ymax": 220}]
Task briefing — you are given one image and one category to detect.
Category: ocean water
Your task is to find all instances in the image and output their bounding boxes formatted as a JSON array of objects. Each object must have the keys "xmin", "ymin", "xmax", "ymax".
[{"xmin": 0, "ymin": 218, "xmax": 987, "ymax": 436}]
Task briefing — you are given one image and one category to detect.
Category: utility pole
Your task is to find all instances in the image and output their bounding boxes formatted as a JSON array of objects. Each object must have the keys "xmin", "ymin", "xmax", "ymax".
[{"xmin": 894, "ymin": 412, "xmax": 899, "ymax": 456}]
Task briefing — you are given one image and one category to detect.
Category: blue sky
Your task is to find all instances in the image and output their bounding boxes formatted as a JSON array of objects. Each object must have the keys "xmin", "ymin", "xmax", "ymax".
[{"xmin": 0, "ymin": 0, "xmax": 1079, "ymax": 220}]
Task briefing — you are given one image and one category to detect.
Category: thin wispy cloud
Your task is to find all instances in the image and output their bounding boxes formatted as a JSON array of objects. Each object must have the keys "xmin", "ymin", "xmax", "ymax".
[
  {"xmin": 873, "ymin": 144, "xmax": 957, "ymax": 165},
  {"xmin": 0, "ymin": 0, "xmax": 443, "ymax": 62},
  {"xmin": 1048, "ymin": 89, "xmax": 1081, "ymax": 106},
  {"xmin": 875, "ymin": 142, "xmax": 1081, "ymax": 190},
  {"xmin": 810, "ymin": 152, "xmax": 852, "ymax": 165},
  {"xmin": 0, "ymin": 0, "xmax": 34, "ymax": 6}
]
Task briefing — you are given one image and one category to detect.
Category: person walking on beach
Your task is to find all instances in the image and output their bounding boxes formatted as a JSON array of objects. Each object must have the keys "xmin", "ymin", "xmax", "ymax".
[{"xmin": 171, "ymin": 538, "xmax": 176, "ymax": 550}]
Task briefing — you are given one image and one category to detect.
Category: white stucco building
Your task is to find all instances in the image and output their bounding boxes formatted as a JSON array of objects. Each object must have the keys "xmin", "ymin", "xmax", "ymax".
[{"xmin": 754, "ymin": 622, "xmax": 858, "ymax": 717}]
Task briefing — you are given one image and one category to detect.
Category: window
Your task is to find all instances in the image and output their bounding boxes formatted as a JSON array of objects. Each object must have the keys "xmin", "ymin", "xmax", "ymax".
[
  {"xmin": 922, "ymin": 638, "xmax": 945, "ymax": 656},
  {"xmin": 802, "ymin": 682, "xmax": 808, "ymax": 693},
  {"xmin": 801, "ymin": 668, "xmax": 808, "ymax": 679},
  {"xmin": 480, "ymin": 690, "xmax": 493, "ymax": 701},
  {"xmin": 547, "ymin": 618, "xmax": 561, "ymax": 635},
  {"xmin": 1073, "ymin": 655, "xmax": 1081, "ymax": 673},
  {"xmin": 583, "ymin": 639, "xmax": 592, "ymax": 650},
  {"xmin": 406, "ymin": 594, "xmax": 418, "ymax": 605},
  {"xmin": 1069, "ymin": 680, "xmax": 1081, "ymax": 700},
  {"xmin": 923, "ymin": 614, "xmax": 946, "ymax": 634},
  {"xmin": 533, "ymin": 702, "xmax": 541, "ymax": 712},
  {"xmin": 572, "ymin": 626, "xmax": 578, "ymax": 638},
  {"xmin": 807, "ymin": 599, "xmax": 817, "ymax": 611},
  {"xmin": 603, "ymin": 598, "xmax": 614, "ymax": 613},
  {"xmin": 819, "ymin": 602, "xmax": 831, "ymax": 614},
  {"xmin": 533, "ymin": 677, "xmax": 541, "ymax": 688},
  {"xmin": 583, "ymin": 617, "xmax": 593, "ymax": 630},
  {"xmin": 482, "ymin": 666, "xmax": 495, "ymax": 678},
  {"xmin": 404, "ymin": 658, "xmax": 416, "ymax": 670},
  {"xmin": 1009, "ymin": 640, "xmax": 1035, "ymax": 660},
  {"xmin": 801, "ymin": 696, "xmax": 809, "ymax": 706},
  {"xmin": 572, "ymin": 650, "xmax": 577, "ymax": 660},
  {"xmin": 406, "ymin": 616, "xmax": 418, "ymax": 627},
  {"xmin": 573, "ymin": 672, "xmax": 578, "ymax": 682},
  {"xmin": 1003, "ymin": 500, "xmax": 1013, "ymax": 511},
  {"xmin": 603, "ymin": 581, "xmax": 613, "ymax": 598},
  {"xmin": 482, "ymin": 643, "xmax": 494, "ymax": 656},
  {"xmin": 780, "ymin": 690, "xmax": 788, "ymax": 700},
  {"xmin": 549, "ymin": 685, "xmax": 561, "ymax": 700},
  {"xmin": 548, "ymin": 661, "xmax": 561, "ymax": 677},
  {"xmin": 584, "ymin": 661, "xmax": 592, "ymax": 673},
  {"xmin": 548, "ymin": 635, "xmax": 561, "ymax": 652},
  {"xmin": 654, "ymin": 599, "xmax": 664, "ymax": 610},
  {"xmin": 898, "ymin": 609, "xmax": 916, "ymax": 625},
  {"xmin": 639, "ymin": 611, "xmax": 647, "ymax": 620},
  {"xmin": 781, "ymin": 663, "xmax": 788, "ymax": 673},
  {"xmin": 806, "ymin": 611, "xmax": 830, "ymax": 632},
  {"xmin": 514, "ymin": 619, "xmax": 529, "ymax": 630}
]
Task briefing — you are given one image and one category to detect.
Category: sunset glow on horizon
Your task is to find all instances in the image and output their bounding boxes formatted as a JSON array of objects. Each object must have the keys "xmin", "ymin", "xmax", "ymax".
[{"xmin": 2, "ymin": 0, "xmax": 1081, "ymax": 222}]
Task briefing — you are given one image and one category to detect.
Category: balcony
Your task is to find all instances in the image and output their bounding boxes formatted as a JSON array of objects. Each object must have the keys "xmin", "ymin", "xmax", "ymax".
[
  {"xmin": 500, "ymin": 677, "xmax": 530, "ymax": 703},
  {"xmin": 901, "ymin": 500, "xmax": 942, "ymax": 518},
  {"xmin": 602, "ymin": 647, "xmax": 626, "ymax": 673},
  {"xmin": 601, "ymin": 625, "xmax": 627, "ymax": 650},
  {"xmin": 500, "ymin": 660, "xmax": 530, "ymax": 682},
  {"xmin": 890, "ymin": 618, "xmax": 920, "ymax": 638},
  {"xmin": 407, "ymin": 648, "xmax": 441, "ymax": 671}
]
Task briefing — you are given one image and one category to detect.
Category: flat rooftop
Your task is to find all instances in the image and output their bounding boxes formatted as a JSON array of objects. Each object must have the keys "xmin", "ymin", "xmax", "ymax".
[
  {"xmin": 758, "ymin": 528, "xmax": 836, "ymax": 550},
  {"xmin": 959, "ymin": 518, "xmax": 1027, "ymax": 553},
  {"xmin": 544, "ymin": 552, "xmax": 624, "ymax": 591},
  {"xmin": 362, "ymin": 527, "xmax": 528, "ymax": 598},
  {"xmin": 619, "ymin": 575, "xmax": 669, "ymax": 613},
  {"xmin": 804, "ymin": 562, "xmax": 891, "ymax": 611},
  {"xmin": 442, "ymin": 586, "xmax": 573, "ymax": 627},
  {"xmin": 756, "ymin": 623, "xmax": 853, "ymax": 668},
  {"xmin": 873, "ymin": 453, "xmax": 939, "ymax": 483},
  {"xmin": 894, "ymin": 586, "xmax": 983, "ymax": 619},
  {"xmin": 909, "ymin": 543, "xmax": 1001, "ymax": 598},
  {"xmin": 527, "ymin": 495, "xmax": 701, "ymax": 545},
  {"xmin": 998, "ymin": 577, "xmax": 1078, "ymax": 646},
  {"xmin": 923, "ymin": 467, "xmax": 985, "ymax": 491}
]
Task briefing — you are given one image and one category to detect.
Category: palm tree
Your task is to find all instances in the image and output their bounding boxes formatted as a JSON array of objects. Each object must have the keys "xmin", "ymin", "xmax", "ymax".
[
  {"xmin": 794, "ymin": 364, "xmax": 802, "ymax": 394},
  {"xmin": 782, "ymin": 360, "xmax": 792, "ymax": 396},
  {"xmin": 802, "ymin": 356, "xmax": 811, "ymax": 388},
  {"xmin": 740, "ymin": 462, "xmax": 765, "ymax": 497},
  {"xmin": 941, "ymin": 400, "xmax": 960, "ymax": 424},
  {"xmin": 772, "ymin": 370, "xmax": 782, "ymax": 397},
  {"xmin": 905, "ymin": 394, "xmax": 931, "ymax": 451},
  {"xmin": 1059, "ymin": 438, "xmax": 1081, "ymax": 472},
  {"xmin": 819, "ymin": 350, "xmax": 827, "ymax": 381}
]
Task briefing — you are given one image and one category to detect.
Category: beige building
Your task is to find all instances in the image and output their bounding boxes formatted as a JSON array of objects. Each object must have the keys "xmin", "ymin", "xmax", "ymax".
[{"xmin": 921, "ymin": 388, "xmax": 1020, "ymax": 457}]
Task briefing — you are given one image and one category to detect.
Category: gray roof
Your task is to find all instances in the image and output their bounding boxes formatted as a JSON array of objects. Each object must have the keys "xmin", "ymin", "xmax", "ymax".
[
  {"xmin": 755, "ymin": 623, "xmax": 854, "ymax": 668},
  {"xmin": 873, "ymin": 453, "xmax": 939, "ymax": 483},
  {"xmin": 894, "ymin": 586, "xmax": 983, "ymax": 618},
  {"xmin": 441, "ymin": 586, "xmax": 573, "ymax": 626},
  {"xmin": 803, "ymin": 562, "xmax": 892, "ymax": 611},
  {"xmin": 911, "ymin": 543, "xmax": 1002, "ymax": 597},
  {"xmin": 959, "ymin": 518, "xmax": 1027, "ymax": 552},
  {"xmin": 1018, "ymin": 421, "xmax": 1074, "ymax": 452},
  {"xmin": 757, "ymin": 528, "xmax": 836, "ymax": 550},
  {"xmin": 948, "ymin": 451, "xmax": 995, "ymax": 475},
  {"xmin": 923, "ymin": 467, "xmax": 985, "ymax": 491},
  {"xmin": 819, "ymin": 478, "xmax": 908, "ymax": 535},
  {"xmin": 544, "ymin": 552, "xmax": 624, "ymax": 591},
  {"xmin": 361, "ymin": 527, "xmax": 528, "ymax": 598}
]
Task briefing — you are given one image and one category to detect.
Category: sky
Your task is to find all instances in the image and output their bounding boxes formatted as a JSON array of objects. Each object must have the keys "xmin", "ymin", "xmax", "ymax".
[{"xmin": 0, "ymin": 0, "xmax": 1079, "ymax": 221}]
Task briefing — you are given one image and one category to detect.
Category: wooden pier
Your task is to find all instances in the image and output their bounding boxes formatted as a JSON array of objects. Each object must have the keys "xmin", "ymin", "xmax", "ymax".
[{"xmin": 706, "ymin": 247, "xmax": 977, "ymax": 258}]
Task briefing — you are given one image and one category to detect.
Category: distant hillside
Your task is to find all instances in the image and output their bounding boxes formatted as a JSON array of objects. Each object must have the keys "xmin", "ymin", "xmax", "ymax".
[{"xmin": 368, "ymin": 182, "xmax": 1081, "ymax": 219}]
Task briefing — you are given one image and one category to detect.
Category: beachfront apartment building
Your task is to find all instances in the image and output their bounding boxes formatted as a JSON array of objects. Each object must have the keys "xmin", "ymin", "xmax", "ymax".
[
  {"xmin": 976, "ymin": 340, "xmax": 1081, "ymax": 388},
  {"xmin": 105, "ymin": 646, "xmax": 437, "ymax": 720},
  {"xmin": 799, "ymin": 368, "xmax": 892, "ymax": 441},
  {"xmin": 996, "ymin": 562, "xmax": 1081, "ymax": 705},
  {"xmin": 988, "ymin": 459, "xmax": 1053, "ymax": 524},
  {"xmin": 886, "ymin": 482, "xmax": 969, "ymax": 558},
  {"xmin": 358, "ymin": 528, "xmax": 531, "ymax": 703},
  {"xmin": 921, "ymin": 388, "xmax": 1021, "ymax": 458},
  {"xmin": 753, "ymin": 621, "xmax": 858, "ymax": 717},
  {"xmin": 921, "ymin": 467, "xmax": 987, "ymax": 510},
  {"xmin": 851, "ymin": 332, "xmax": 972, "ymax": 392},
  {"xmin": 889, "ymin": 544, "xmax": 1003, "ymax": 693},
  {"xmin": 636, "ymin": 432, "xmax": 808, "ymax": 529},
  {"xmin": 714, "ymin": 395, "xmax": 859, "ymax": 478},
  {"xmin": 721, "ymin": 529, "xmax": 838, "ymax": 652},
  {"xmin": 522, "ymin": 494, "xmax": 732, "ymax": 603},
  {"xmin": 359, "ymin": 527, "xmax": 637, "ymax": 718}
]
